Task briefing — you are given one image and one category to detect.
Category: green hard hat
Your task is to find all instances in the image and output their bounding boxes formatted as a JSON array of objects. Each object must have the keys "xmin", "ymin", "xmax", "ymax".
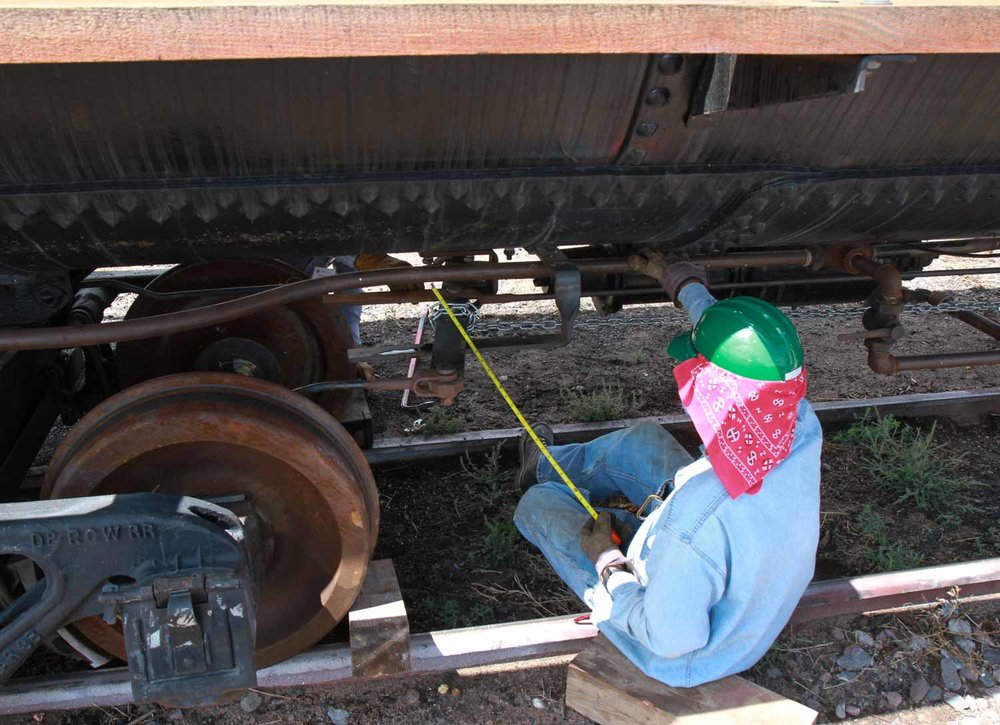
[{"xmin": 667, "ymin": 297, "xmax": 804, "ymax": 381}]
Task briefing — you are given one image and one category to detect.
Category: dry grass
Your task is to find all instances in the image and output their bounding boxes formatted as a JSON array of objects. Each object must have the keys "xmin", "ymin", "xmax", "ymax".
[
  {"xmin": 472, "ymin": 568, "xmax": 580, "ymax": 619},
  {"xmin": 561, "ymin": 380, "xmax": 640, "ymax": 422}
]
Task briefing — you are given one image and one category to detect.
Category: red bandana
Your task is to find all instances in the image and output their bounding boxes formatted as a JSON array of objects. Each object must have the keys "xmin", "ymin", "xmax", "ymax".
[{"xmin": 674, "ymin": 355, "xmax": 807, "ymax": 499}]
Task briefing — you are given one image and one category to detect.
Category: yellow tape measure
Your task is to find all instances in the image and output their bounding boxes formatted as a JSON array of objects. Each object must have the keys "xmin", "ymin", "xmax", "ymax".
[{"xmin": 430, "ymin": 287, "xmax": 600, "ymax": 521}]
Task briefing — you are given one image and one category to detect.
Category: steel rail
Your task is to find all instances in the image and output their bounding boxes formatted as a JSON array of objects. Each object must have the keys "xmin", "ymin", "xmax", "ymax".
[
  {"xmin": 365, "ymin": 388, "xmax": 1000, "ymax": 464},
  {"xmin": 1, "ymin": 557, "xmax": 998, "ymax": 715},
  {"xmin": 17, "ymin": 388, "xmax": 1000, "ymax": 485}
]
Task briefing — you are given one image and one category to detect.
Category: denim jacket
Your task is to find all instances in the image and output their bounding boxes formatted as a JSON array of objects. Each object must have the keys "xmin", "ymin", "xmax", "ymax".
[{"xmin": 587, "ymin": 284, "xmax": 823, "ymax": 686}]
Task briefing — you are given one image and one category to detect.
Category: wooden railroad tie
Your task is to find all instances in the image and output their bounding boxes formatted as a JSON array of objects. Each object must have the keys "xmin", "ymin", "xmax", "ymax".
[
  {"xmin": 566, "ymin": 635, "xmax": 817, "ymax": 724},
  {"xmin": 348, "ymin": 559, "xmax": 411, "ymax": 678}
]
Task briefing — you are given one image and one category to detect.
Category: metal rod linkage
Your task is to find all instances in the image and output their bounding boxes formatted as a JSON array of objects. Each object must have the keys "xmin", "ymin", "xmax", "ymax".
[{"xmin": 1, "ymin": 251, "xmax": 821, "ymax": 352}]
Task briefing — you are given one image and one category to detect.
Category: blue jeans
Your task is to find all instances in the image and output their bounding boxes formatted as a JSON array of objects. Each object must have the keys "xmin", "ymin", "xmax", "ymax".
[
  {"xmin": 332, "ymin": 258, "xmax": 362, "ymax": 345},
  {"xmin": 513, "ymin": 422, "xmax": 693, "ymax": 602}
]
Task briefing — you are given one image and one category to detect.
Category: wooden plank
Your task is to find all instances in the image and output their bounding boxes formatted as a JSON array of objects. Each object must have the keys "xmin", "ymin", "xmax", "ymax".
[
  {"xmin": 366, "ymin": 388, "xmax": 1000, "ymax": 463},
  {"xmin": 566, "ymin": 635, "xmax": 817, "ymax": 725},
  {"xmin": 0, "ymin": 1, "xmax": 999, "ymax": 65},
  {"xmin": 348, "ymin": 559, "xmax": 411, "ymax": 677}
]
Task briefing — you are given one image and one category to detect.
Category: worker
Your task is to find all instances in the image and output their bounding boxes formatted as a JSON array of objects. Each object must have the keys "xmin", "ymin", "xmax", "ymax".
[
  {"xmin": 295, "ymin": 253, "xmax": 421, "ymax": 346},
  {"xmin": 513, "ymin": 256, "xmax": 821, "ymax": 687},
  {"xmin": 292, "ymin": 253, "xmax": 421, "ymax": 380}
]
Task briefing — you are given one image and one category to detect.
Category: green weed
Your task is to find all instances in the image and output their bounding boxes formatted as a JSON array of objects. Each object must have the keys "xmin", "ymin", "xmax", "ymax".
[
  {"xmin": 462, "ymin": 444, "xmax": 511, "ymax": 505},
  {"xmin": 972, "ymin": 526, "xmax": 1000, "ymax": 558},
  {"xmin": 832, "ymin": 415, "xmax": 980, "ymax": 516},
  {"xmin": 478, "ymin": 516, "xmax": 522, "ymax": 566},
  {"xmin": 464, "ymin": 602, "xmax": 495, "ymax": 627},
  {"xmin": 421, "ymin": 595, "xmax": 464, "ymax": 628},
  {"xmin": 420, "ymin": 595, "xmax": 495, "ymax": 628},
  {"xmin": 562, "ymin": 380, "xmax": 640, "ymax": 422},
  {"xmin": 858, "ymin": 504, "xmax": 924, "ymax": 572},
  {"xmin": 419, "ymin": 406, "xmax": 464, "ymax": 435}
]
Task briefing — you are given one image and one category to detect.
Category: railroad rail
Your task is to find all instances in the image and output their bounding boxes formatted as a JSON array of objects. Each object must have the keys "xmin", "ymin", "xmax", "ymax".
[
  {"xmin": 3, "ymin": 386, "xmax": 999, "ymax": 716},
  {"xmin": 366, "ymin": 388, "xmax": 1000, "ymax": 464},
  {"xmin": 3, "ymin": 555, "xmax": 1000, "ymax": 716}
]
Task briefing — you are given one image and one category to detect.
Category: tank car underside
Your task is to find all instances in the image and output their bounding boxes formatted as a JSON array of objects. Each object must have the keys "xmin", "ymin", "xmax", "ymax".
[{"xmin": 0, "ymin": 53, "xmax": 998, "ymax": 270}]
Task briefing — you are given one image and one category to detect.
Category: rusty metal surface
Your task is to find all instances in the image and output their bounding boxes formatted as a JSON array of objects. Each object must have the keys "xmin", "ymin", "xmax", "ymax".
[
  {"xmin": 834, "ymin": 252, "xmax": 1000, "ymax": 375},
  {"xmin": 298, "ymin": 370, "xmax": 464, "ymax": 406},
  {"xmin": 115, "ymin": 259, "xmax": 353, "ymax": 415},
  {"xmin": 0, "ymin": 252, "xmax": 821, "ymax": 352},
  {"xmin": 2, "ymin": 556, "xmax": 999, "ymax": 714},
  {"xmin": 41, "ymin": 372, "xmax": 379, "ymax": 669},
  {"xmin": 891, "ymin": 350, "xmax": 1000, "ymax": 372},
  {"xmin": 949, "ymin": 311, "xmax": 1000, "ymax": 341},
  {"xmin": 792, "ymin": 558, "xmax": 1000, "ymax": 623}
]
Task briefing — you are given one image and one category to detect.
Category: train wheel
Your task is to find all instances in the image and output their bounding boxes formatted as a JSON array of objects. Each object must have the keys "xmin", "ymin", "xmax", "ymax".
[
  {"xmin": 114, "ymin": 259, "xmax": 353, "ymax": 416},
  {"xmin": 42, "ymin": 372, "xmax": 379, "ymax": 668}
]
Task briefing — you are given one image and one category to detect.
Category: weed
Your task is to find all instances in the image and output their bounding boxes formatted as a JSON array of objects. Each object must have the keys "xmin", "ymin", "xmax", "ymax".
[
  {"xmin": 478, "ymin": 516, "xmax": 522, "ymax": 566},
  {"xmin": 464, "ymin": 602, "xmax": 495, "ymax": 627},
  {"xmin": 473, "ymin": 570, "xmax": 579, "ymax": 618},
  {"xmin": 561, "ymin": 380, "xmax": 640, "ymax": 422},
  {"xmin": 421, "ymin": 595, "xmax": 464, "ymax": 628},
  {"xmin": 419, "ymin": 406, "xmax": 464, "ymax": 435},
  {"xmin": 462, "ymin": 444, "xmax": 512, "ymax": 505},
  {"xmin": 972, "ymin": 525, "xmax": 1000, "ymax": 558},
  {"xmin": 857, "ymin": 504, "xmax": 924, "ymax": 572},
  {"xmin": 832, "ymin": 414, "xmax": 980, "ymax": 516},
  {"xmin": 420, "ymin": 595, "xmax": 495, "ymax": 628},
  {"xmin": 936, "ymin": 512, "xmax": 963, "ymax": 529}
]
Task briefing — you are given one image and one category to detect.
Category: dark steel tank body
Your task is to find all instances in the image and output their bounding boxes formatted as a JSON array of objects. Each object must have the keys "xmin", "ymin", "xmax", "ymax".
[{"xmin": 0, "ymin": 53, "xmax": 997, "ymax": 269}]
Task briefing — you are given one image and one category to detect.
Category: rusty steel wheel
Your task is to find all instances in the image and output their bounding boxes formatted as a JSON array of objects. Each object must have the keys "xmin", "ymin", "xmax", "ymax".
[
  {"xmin": 42, "ymin": 372, "xmax": 379, "ymax": 668},
  {"xmin": 115, "ymin": 259, "xmax": 353, "ymax": 416}
]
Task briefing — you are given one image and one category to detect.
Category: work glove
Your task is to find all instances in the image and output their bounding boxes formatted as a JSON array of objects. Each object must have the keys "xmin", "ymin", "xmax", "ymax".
[
  {"xmin": 628, "ymin": 254, "xmax": 708, "ymax": 303},
  {"xmin": 354, "ymin": 253, "xmax": 424, "ymax": 295},
  {"xmin": 580, "ymin": 511, "xmax": 622, "ymax": 565}
]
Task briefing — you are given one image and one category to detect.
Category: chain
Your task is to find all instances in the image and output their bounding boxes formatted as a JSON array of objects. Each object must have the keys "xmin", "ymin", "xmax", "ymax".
[
  {"xmin": 472, "ymin": 300, "xmax": 1000, "ymax": 334},
  {"xmin": 428, "ymin": 301, "xmax": 481, "ymax": 332}
]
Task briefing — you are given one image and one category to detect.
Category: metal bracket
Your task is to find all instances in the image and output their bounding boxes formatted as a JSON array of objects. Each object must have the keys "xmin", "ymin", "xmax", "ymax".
[
  {"xmin": 471, "ymin": 246, "xmax": 580, "ymax": 352},
  {"xmin": 0, "ymin": 494, "xmax": 256, "ymax": 707}
]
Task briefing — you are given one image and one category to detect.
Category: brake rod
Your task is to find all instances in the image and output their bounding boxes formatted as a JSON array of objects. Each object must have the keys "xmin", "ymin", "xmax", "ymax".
[{"xmin": 0, "ymin": 251, "xmax": 820, "ymax": 351}]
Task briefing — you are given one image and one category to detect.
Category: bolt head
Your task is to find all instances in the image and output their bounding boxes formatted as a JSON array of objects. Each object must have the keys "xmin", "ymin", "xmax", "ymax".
[
  {"xmin": 636, "ymin": 120, "xmax": 658, "ymax": 137},
  {"xmin": 657, "ymin": 54, "xmax": 684, "ymax": 75},
  {"xmin": 644, "ymin": 87, "xmax": 670, "ymax": 107},
  {"xmin": 34, "ymin": 284, "xmax": 65, "ymax": 308},
  {"xmin": 625, "ymin": 149, "xmax": 647, "ymax": 165}
]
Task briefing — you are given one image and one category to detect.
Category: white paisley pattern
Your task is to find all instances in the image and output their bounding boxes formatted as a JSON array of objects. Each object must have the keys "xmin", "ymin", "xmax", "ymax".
[{"xmin": 675, "ymin": 355, "xmax": 807, "ymax": 496}]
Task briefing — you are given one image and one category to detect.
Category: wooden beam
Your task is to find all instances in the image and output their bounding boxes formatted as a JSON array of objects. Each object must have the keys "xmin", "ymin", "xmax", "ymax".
[
  {"xmin": 0, "ymin": 1, "xmax": 998, "ymax": 65},
  {"xmin": 348, "ymin": 559, "xmax": 411, "ymax": 677},
  {"xmin": 566, "ymin": 635, "xmax": 817, "ymax": 725}
]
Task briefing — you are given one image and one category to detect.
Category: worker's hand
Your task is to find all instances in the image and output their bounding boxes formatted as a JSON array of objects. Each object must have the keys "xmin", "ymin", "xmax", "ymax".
[
  {"xmin": 355, "ymin": 253, "xmax": 423, "ymax": 295},
  {"xmin": 580, "ymin": 511, "xmax": 622, "ymax": 565},
  {"xmin": 660, "ymin": 262, "xmax": 708, "ymax": 301},
  {"xmin": 628, "ymin": 255, "xmax": 707, "ymax": 302}
]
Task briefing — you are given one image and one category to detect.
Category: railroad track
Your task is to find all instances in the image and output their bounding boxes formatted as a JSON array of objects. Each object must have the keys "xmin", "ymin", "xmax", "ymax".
[{"xmin": 3, "ymin": 386, "xmax": 999, "ymax": 716}]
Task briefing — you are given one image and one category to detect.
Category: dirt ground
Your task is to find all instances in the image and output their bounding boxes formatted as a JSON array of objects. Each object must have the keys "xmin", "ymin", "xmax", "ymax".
[
  {"xmin": 361, "ymin": 252, "xmax": 1000, "ymax": 436},
  {"xmin": 6, "ymin": 252, "xmax": 999, "ymax": 725}
]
